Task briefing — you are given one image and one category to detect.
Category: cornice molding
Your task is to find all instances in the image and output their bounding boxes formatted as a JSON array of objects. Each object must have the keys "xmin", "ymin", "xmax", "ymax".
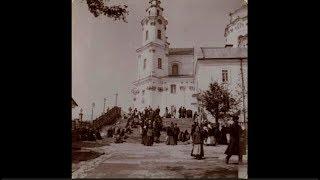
[{"xmin": 136, "ymin": 42, "xmax": 166, "ymax": 52}]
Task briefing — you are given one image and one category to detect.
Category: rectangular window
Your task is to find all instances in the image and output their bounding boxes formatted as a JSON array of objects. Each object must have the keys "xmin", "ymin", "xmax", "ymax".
[
  {"xmin": 158, "ymin": 58, "xmax": 162, "ymax": 69},
  {"xmin": 170, "ymin": 84, "xmax": 176, "ymax": 94},
  {"xmin": 143, "ymin": 59, "xmax": 147, "ymax": 70},
  {"xmin": 157, "ymin": 30, "xmax": 161, "ymax": 39},
  {"xmin": 222, "ymin": 70, "xmax": 228, "ymax": 82},
  {"xmin": 146, "ymin": 31, "xmax": 148, "ymax": 41}
]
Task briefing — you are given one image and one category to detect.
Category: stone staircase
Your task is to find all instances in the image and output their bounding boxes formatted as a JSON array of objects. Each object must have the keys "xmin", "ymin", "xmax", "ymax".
[{"xmin": 101, "ymin": 118, "xmax": 195, "ymax": 143}]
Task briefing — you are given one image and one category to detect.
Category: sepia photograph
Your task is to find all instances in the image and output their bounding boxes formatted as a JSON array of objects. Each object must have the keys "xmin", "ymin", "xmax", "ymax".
[{"xmin": 72, "ymin": 0, "xmax": 247, "ymax": 178}]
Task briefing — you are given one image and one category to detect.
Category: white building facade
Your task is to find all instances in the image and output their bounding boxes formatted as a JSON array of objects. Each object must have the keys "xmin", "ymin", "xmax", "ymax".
[{"xmin": 132, "ymin": 0, "xmax": 247, "ymax": 122}]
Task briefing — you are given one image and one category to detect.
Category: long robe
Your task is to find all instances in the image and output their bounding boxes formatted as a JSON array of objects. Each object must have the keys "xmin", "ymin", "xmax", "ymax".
[
  {"xmin": 166, "ymin": 127, "xmax": 175, "ymax": 145},
  {"xmin": 146, "ymin": 128, "xmax": 154, "ymax": 146},
  {"xmin": 220, "ymin": 127, "xmax": 228, "ymax": 145},
  {"xmin": 225, "ymin": 123, "xmax": 241, "ymax": 155},
  {"xmin": 205, "ymin": 128, "xmax": 216, "ymax": 146},
  {"xmin": 141, "ymin": 127, "xmax": 147, "ymax": 145},
  {"xmin": 173, "ymin": 127, "xmax": 180, "ymax": 145},
  {"xmin": 191, "ymin": 131, "xmax": 204, "ymax": 158}
]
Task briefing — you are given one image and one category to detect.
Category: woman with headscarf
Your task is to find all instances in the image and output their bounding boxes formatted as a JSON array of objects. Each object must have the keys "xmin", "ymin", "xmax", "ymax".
[
  {"xmin": 191, "ymin": 126, "xmax": 204, "ymax": 159},
  {"xmin": 206, "ymin": 124, "xmax": 216, "ymax": 146},
  {"xmin": 166, "ymin": 122, "xmax": 175, "ymax": 145}
]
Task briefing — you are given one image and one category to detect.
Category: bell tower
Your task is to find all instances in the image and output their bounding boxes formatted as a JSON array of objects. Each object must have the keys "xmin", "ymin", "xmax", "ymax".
[{"xmin": 136, "ymin": 0, "xmax": 169, "ymax": 80}]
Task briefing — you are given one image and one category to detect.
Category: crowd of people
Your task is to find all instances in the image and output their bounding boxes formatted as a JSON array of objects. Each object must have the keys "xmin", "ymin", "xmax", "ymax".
[
  {"xmin": 106, "ymin": 106, "xmax": 247, "ymax": 164},
  {"xmin": 72, "ymin": 123, "xmax": 102, "ymax": 142},
  {"xmin": 190, "ymin": 115, "xmax": 247, "ymax": 163}
]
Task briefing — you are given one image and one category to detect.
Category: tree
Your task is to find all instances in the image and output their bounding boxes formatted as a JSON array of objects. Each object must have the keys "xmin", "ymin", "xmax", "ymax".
[
  {"xmin": 197, "ymin": 82, "xmax": 239, "ymax": 123},
  {"xmin": 79, "ymin": 0, "xmax": 129, "ymax": 21}
]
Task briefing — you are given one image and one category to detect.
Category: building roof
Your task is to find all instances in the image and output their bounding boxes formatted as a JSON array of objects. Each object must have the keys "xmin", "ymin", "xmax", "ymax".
[
  {"xmin": 169, "ymin": 48, "xmax": 194, "ymax": 55},
  {"xmin": 197, "ymin": 47, "xmax": 247, "ymax": 60},
  {"xmin": 72, "ymin": 98, "xmax": 78, "ymax": 108}
]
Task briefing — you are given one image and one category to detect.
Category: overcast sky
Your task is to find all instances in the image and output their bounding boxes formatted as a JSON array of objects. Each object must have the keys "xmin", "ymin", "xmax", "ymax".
[{"xmin": 72, "ymin": 0, "xmax": 242, "ymax": 120}]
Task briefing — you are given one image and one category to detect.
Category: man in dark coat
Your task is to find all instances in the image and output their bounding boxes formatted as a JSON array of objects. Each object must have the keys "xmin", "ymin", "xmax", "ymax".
[
  {"xmin": 191, "ymin": 121, "xmax": 198, "ymax": 139},
  {"xmin": 213, "ymin": 123, "xmax": 221, "ymax": 145},
  {"xmin": 225, "ymin": 116, "xmax": 242, "ymax": 164},
  {"xmin": 184, "ymin": 130, "xmax": 190, "ymax": 141},
  {"xmin": 166, "ymin": 123, "xmax": 175, "ymax": 145},
  {"xmin": 178, "ymin": 107, "xmax": 182, "ymax": 118},
  {"xmin": 178, "ymin": 131, "xmax": 184, "ymax": 142},
  {"xmin": 220, "ymin": 124, "xmax": 228, "ymax": 145},
  {"xmin": 141, "ymin": 125, "xmax": 147, "ymax": 145},
  {"xmin": 173, "ymin": 123, "xmax": 180, "ymax": 145},
  {"xmin": 182, "ymin": 107, "xmax": 187, "ymax": 118},
  {"xmin": 146, "ymin": 124, "xmax": 154, "ymax": 146}
]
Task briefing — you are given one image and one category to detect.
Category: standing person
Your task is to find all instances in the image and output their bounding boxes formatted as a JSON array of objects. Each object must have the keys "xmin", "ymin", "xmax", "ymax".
[
  {"xmin": 213, "ymin": 123, "xmax": 221, "ymax": 145},
  {"xmin": 191, "ymin": 121, "xmax": 198, "ymax": 142},
  {"xmin": 225, "ymin": 116, "xmax": 242, "ymax": 164},
  {"xmin": 193, "ymin": 112, "xmax": 198, "ymax": 123},
  {"xmin": 206, "ymin": 124, "xmax": 216, "ymax": 146},
  {"xmin": 154, "ymin": 115, "xmax": 162, "ymax": 143},
  {"xmin": 220, "ymin": 124, "xmax": 228, "ymax": 145},
  {"xmin": 178, "ymin": 107, "xmax": 182, "ymax": 118},
  {"xmin": 173, "ymin": 123, "xmax": 180, "ymax": 145},
  {"xmin": 170, "ymin": 106, "xmax": 174, "ymax": 118},
  {"xmin": 166, "ymin": 123, "xmax": 175, "ymax": 145},
  {"xmin": 191, "ymin": 126, "xmax": 204, "ymax": 160},
  {"xmin": 173, "ymin": 106, "xmax": 176, "ymax": 118},
  {"xmin": 141, "ymin": 124, "xmax": 147, "ymax": 145},
  {"xmin": 202, "ymin": 126, "xmax": 209, "ymax": 145},
  {"xmin": 165, "ymin": 107, "xmax": 169, "ymax": 118},
  {"xmin": 146, "ymin": 124, "xmax": 154, "ymax": 146},
  {"xmin": 183, "ymin": 107, "xmax": 187, "ymax": 118},
  {"xmin": 184, "ymin": 130, "xmax": 190, "ymax": 142}
]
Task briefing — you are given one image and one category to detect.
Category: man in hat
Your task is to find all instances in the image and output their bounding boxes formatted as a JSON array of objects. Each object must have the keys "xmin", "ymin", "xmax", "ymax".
[{"xmin": 225, "ymin": 116, "xmax": 242, "ymax": 164}]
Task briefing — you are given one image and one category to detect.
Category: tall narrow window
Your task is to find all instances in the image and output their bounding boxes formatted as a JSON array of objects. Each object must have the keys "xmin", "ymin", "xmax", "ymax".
[
  {"xmin": 146, "ymin": 31, "xmax": 149, "ymax": 41},
  {"xmin": 143, "ymin": 59, "xmax": 147, "ymax": 70},
  {"xmin": 158, "ymin": 58, "xmax": 162, "ymax": 69},
  {"xmin": 157, "ymin": 30, "xmax": 161, "ymax": 39},
  {"xmin": 172, "ymin": 64, "xmax": 179, "ymax": 75},
  {"xmin": 157, "ymin": 10, "xmax": 160, "ymax": 16},
  {"xmin": 222, "ymin": 70, "xmax": 228, "ymax": 82},
  {"xmin": 170, "ymin": 84, "xmax": 176, "ymax": 94}
]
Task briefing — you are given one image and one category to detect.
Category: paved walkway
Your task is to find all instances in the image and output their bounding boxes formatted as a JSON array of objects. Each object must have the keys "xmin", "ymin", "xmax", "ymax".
[{"xmin": 72, "ymin": 142, "xmax": 247, "ymax": 178}]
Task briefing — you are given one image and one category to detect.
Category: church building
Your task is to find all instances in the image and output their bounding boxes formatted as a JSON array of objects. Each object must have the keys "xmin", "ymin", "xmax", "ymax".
[{"xmin": 132, "ymin": 0, "xmax": 247, "ymax": 123}]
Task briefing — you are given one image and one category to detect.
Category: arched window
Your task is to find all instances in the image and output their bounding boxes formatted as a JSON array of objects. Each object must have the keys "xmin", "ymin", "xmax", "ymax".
[
  {"xmin": 157, "ymin": 30, "xmax": 161, "ymax": 39},
  {"xmin": 158, "ymin": 58, "xmax": 162, "ymax": 69},
  {"xmin": 170, "ymin": 84, "xmax": 176, "ymax": 94},
  {"xmin": 172, "ymin": 64, "xmax": 179, "ymax": 75},
  {"xmin": 146, "ymin": 31, "xmax": 149, "ymax": 41},
  {"xmin": 143, "ymin": 59, "xmax": 147, "ymax": 70}
]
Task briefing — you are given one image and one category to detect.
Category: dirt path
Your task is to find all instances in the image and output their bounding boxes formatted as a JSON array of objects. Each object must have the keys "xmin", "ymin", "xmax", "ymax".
[{"xmin": 72, "ymin": 142, "xmax": 246, "ymax": 178}]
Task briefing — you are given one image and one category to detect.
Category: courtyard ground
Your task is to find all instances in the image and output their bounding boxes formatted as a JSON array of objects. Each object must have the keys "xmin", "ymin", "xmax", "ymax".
[
  {"xmin": 72, "ymin": 118, "xmax": 247, "ymax": 178},
  {"xmin": 72, "ymin": 142, "xmax": 247, "ymax": 178}
]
